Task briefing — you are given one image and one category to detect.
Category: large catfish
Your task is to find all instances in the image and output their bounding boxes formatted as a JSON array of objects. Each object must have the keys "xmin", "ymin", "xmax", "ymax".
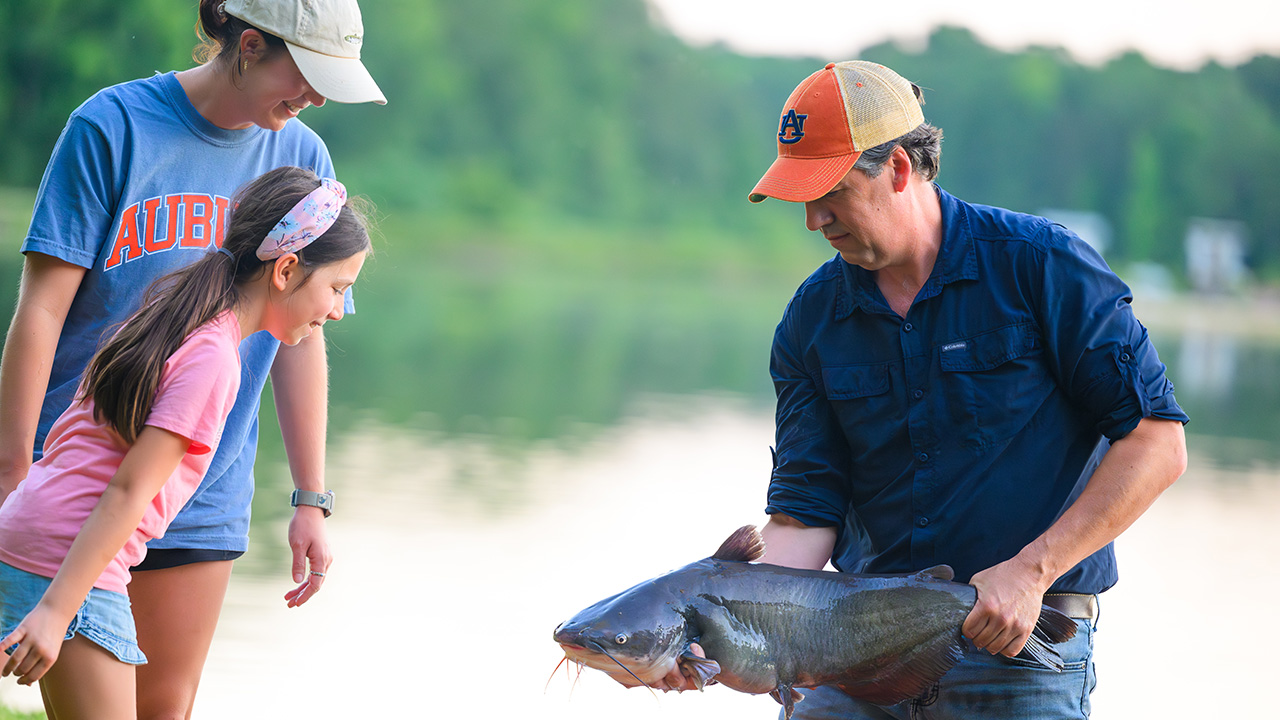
[{"xmin": 553, "ymin": 525, "xmax": 1077, "ymax": 718}]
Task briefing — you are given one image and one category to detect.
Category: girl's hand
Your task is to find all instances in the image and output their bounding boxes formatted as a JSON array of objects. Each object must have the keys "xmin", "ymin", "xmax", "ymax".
[{"xmin": 0, "ymin": 604, "xmax": 70, "ymax": 685}]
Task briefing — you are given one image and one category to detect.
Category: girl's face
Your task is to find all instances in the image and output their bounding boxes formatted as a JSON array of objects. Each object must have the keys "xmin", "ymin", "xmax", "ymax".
[
  {"xmin": 242, "ymin": 46, "xmax": 327, "ymax": 131},
  {"xmin": 270, "ymin": 252, "xmax": 367, "ymax": 346}
]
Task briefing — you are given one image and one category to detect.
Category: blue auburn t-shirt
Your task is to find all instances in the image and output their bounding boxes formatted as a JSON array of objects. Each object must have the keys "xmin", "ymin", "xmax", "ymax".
[{"xmin": 21, "ymin": 71, "xmax": 336, "ymax": 551}]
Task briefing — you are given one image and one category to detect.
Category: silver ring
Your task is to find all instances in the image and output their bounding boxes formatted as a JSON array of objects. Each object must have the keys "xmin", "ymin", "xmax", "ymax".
[{"xmin": 310, "ymin": 571, "xmax": 326, "ymax": 577}]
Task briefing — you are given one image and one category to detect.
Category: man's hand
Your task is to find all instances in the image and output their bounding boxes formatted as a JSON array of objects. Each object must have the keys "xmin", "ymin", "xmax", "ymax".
[
  {"xmin": 609, "ymin": 643, "xmax": 709, "ymax": 693},
  {"xmin": 283, "ymin": 506, "xmax": 332, "ymax": 608},
  {"xmin": 962, "ymin": 555, "xmax": 1051, "ymax": 658}
]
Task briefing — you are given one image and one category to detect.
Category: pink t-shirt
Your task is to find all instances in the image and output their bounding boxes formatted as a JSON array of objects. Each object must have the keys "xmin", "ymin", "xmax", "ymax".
[{"xmin": 0, "ymin": 312, "xmax": 241, "ymax": 594}]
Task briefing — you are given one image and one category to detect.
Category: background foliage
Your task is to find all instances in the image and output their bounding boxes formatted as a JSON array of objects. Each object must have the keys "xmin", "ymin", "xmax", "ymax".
[{"xmin": 3, "ymin": 0, "xmax": 1279, "ymax": 277}]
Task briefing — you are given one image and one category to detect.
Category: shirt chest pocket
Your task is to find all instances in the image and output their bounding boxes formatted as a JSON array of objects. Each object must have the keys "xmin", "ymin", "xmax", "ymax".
[
  {"xmin": 938, "ymin": 323, "xmax": 1050, "ymax": 449},
  {"xmin": 821, "ymin": 362, "xmax": 900, "ymax": 460}
]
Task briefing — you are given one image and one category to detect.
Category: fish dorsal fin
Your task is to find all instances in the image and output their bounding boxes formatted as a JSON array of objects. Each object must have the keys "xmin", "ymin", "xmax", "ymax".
[
  {"xmin": 911, "ymin": 565, "xmax": 955, "ymax": 582},
  {"xmin": 712, "ymin": 525, "xmax": 765, "ymax": 562}
]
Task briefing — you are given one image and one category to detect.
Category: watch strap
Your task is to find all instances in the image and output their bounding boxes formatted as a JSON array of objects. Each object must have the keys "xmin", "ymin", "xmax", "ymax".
[{"xmin": 290, "ymin": 489, "xmax": 334, "ymax": 517}]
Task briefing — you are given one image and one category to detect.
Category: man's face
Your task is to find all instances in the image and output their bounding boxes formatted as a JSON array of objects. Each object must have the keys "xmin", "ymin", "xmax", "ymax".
[{"xmin": 802, "ymin": 165, "xmax": 901, "ymax": 270}]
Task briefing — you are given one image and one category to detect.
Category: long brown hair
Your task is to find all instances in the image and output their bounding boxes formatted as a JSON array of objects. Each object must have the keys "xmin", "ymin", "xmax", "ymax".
[{"xmin": 81, "ymin": 166, "xmax": 372, "ymax": 444}]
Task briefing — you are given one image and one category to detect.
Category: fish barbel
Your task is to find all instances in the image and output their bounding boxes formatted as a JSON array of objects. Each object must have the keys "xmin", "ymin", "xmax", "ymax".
[{"xmin": 552, "ymin": 525, "xmax": 1077, "ymax": 718}]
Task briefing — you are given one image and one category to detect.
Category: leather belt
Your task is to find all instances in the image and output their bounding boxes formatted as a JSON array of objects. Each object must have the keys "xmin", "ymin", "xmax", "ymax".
[{"xmin": 1043, "ymin": 593, "xmax": 1098, "ymax": 621}]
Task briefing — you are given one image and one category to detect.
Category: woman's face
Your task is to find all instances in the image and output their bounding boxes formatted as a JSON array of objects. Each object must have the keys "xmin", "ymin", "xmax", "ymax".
[{"xmin": 241, "ymin": 44, "xmax": 327, "ymax": 131}]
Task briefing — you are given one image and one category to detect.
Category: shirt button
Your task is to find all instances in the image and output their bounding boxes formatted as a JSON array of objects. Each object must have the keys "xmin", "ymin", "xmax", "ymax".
[
  {"xmin": 912, "ymin": 389, "xmax": 924, "ymax": 399},
  {"xmin": 1120, "ymin": 352, "xmax": 1132, "ymax": 362},
  {"xmin": 903, "ymin": 322, "xmax": 914, "ymax": 332},
  {"xmin": 917, "ymin": 516, "xmax": 930, "ymax": 527},
  {"xmin": 917, "ymin": 452, "xmax": 929, "ymax": 463}
]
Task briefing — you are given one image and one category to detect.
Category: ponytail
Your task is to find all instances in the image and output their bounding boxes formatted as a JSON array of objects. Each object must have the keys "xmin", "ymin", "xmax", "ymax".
[
  {"xmin": 81, "ymin": 253, "xmax": 238, "ymax": 444},
  {"xmin": 81, "ymin": 167, "xmax": 372, "ymax": 444}
]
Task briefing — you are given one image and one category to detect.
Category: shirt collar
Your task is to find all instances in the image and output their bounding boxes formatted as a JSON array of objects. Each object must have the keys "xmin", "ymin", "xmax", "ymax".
[{"xmin": 834, "ymin": 185, "xmax": 979, "ymax": 320}]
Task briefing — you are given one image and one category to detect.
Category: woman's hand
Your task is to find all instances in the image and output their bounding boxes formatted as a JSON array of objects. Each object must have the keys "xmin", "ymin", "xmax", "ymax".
[{"xmin": 283, "ymin": 505, "xmax": 332, "ymax": 607}]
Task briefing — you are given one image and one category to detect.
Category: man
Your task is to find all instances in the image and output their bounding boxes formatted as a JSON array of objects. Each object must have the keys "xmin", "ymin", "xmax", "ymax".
[{"xmin": 740, "ymin": 61, "xmax": 1186, "ymax": 718}]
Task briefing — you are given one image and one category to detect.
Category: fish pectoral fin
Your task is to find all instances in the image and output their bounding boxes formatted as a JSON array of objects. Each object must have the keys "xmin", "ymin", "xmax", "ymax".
[
  {"xmin": 768, "ymin": 684, "xmax": 805, "ymax": 720},
  {"xmin": 835, "ymin": 631, "xmax": 964, "ymax": 706},
  {"xmin": 678, "ymin": 650, "xmax": 721, "ymax": 691}
]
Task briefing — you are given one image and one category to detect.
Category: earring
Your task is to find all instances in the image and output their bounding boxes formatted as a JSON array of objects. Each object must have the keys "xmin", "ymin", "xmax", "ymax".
[{"xmin": 242, "ymin": 60, "xmax": 249, "ymax": 72}]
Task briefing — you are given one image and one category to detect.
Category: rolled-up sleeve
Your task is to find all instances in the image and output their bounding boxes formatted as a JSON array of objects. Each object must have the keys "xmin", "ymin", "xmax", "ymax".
[
  {"xmin": 1034, "ymin": 226, "xmax": 1188, "ymax": 440},
  {"xmin": 766, "ymin": 298, "xmax": 851, "ymax": 527}
]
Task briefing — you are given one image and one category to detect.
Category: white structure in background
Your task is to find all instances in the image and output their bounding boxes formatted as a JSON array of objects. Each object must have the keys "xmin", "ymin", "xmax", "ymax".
[
  {"xmin": 1040, "ymin": 208, "xmax": 1112, "ymax": 256},
  {"xmin": 1185, "ymin": 217, "xmax": 1248, "ymax": 293}
]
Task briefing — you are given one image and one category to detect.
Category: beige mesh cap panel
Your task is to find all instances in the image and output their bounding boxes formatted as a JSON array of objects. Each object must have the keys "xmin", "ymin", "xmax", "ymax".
[
  {"xmin": 831, "ymin": 62, "xmax": 924, "ymax": 152},
  {"xmin": 749, "ymin": 61, "xmax": 924, "ymax": 202}
]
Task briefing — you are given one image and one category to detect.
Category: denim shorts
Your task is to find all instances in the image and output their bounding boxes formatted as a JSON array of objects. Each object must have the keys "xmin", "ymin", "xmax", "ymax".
[
  {"xmin": 781, "ymin": 618, "xmax": 1096, "ymax": 720},
  {"xmin": 0, "ymin": 562, "xmax": 147, "ymax": 665}
]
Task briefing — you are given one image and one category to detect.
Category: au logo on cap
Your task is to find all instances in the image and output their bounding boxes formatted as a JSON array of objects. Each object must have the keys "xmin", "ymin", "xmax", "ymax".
[{"xmin": 778, "ymin": 109, "xmax": 807, "ymax": 144}]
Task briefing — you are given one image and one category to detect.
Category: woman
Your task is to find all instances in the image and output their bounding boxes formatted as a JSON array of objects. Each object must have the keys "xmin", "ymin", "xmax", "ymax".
[{"xmin": 0, "ymin": 1, "xmax": 385, "ymax": 717}]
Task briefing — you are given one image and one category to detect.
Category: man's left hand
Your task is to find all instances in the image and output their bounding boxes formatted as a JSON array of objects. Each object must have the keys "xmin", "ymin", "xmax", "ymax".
[{"xmin": 962, "ymin": 557, "xmax": 1051, "ymax": 658}]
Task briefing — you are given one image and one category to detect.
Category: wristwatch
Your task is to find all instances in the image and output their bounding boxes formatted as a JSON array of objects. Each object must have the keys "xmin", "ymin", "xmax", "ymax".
[{"xmin": 290, "ymin": 489, "xmax": 335, "ymax": 518}]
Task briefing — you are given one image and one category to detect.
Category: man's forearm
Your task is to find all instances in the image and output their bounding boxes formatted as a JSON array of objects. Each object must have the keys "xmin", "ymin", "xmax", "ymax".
[
  {"xmin": 1015, "ymin": 417, "xmax": 1187, "ymax": 588},
  {"xmin": 759, "ymin": 513, "xmax": 837, "ymax": 571}
]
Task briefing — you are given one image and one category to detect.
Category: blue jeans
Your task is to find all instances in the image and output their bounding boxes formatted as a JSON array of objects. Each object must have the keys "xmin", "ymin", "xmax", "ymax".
[{"xmin": 781, "ymin": 619, "xmax": 1096, "ymax": 720}]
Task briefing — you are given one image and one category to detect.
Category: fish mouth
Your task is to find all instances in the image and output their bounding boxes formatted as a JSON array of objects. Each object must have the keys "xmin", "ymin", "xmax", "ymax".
[
  {"xmin": 584, "ymin": 640, "xmax": 653, "ymax": 690},
  {"xmin": 553, "ymin": 631, "xmax": 655, "ymax": 690}
]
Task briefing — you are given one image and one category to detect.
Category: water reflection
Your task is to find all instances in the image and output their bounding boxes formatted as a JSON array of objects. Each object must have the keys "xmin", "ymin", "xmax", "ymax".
[
  {"xmin": 4, "ymin": 260, "xmax": 1280, "ymax": 718},
  {"xmin": 0, "ymin": 398, "xmax": 1275, "ymax": 719},
  {"xmin": 1177, "ymin": 329, "xmax": 1239, "ymax": 398}
]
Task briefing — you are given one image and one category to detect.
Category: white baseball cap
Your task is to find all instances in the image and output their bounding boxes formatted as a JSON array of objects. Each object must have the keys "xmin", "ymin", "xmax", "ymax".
[{"xmin": 223, "ymin": 0, "xmax": 387, "ymax": 105}]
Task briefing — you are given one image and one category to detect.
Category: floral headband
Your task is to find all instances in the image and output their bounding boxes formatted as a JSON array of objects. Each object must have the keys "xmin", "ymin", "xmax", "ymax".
[{"xmin": 256, "ymin": 178, "xmax": 348, "ymax": 261}]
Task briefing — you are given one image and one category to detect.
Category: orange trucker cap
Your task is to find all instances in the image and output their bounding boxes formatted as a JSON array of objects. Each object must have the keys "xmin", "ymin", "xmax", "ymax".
[{"xmin": 749, "ymin": 61, "xmax": 924, "ymax": 203}]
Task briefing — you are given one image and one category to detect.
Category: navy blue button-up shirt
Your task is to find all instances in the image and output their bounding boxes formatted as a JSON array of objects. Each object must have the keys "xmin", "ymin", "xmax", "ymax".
[{"xmin": 766, "ymin": 187, "xmax": 1188, "ymax": 594}]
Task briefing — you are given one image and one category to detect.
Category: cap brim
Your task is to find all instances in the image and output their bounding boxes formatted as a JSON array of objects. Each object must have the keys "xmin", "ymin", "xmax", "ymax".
[
  {"xmin": 287, "ymin": 43, "xmax": 387, "ymax": 105},
  {"xmin": 748, "ymin": 153, "xmax": 859, "ymax": 203}
]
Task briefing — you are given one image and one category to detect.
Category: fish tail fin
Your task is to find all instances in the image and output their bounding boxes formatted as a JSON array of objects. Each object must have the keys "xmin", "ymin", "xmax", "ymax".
[
  {"xmin": 1015, "ymin": 605, "xmax": 1079, "ymax": 671},
  {"xmin": 1033, "ymin": 605, "xmax": 1078, "ymax": 644},
  {"xmin": 1017, "ymin": 633, "xmax": 1065, "ymax": 671}
]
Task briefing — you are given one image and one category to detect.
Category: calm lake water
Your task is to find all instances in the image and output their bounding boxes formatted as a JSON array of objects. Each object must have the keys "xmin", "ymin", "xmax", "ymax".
[{"xmin": 1, "ymin": 271, "xmax": 1277, "ymax": 718}]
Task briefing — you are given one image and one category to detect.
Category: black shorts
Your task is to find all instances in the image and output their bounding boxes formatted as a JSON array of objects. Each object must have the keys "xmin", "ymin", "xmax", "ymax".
[{"xmin": 131, "ymin": 548, "xmax": 245, "ymax": 572}]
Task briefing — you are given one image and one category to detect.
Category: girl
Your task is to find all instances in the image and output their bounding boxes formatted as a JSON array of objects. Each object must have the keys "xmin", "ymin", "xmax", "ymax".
[
  {"xmin": 0, "ymin": 0, "xmax": 383, "ymax": 715},
  {"xmin": 0, "ymin": 166, "xmax": 370, "ymax": 720}
]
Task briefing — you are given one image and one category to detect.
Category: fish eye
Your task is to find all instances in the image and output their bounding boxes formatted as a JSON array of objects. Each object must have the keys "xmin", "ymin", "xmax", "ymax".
[{"xmin": 614, "ymin": 633, "xmax": 629, "ymax": 645}]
